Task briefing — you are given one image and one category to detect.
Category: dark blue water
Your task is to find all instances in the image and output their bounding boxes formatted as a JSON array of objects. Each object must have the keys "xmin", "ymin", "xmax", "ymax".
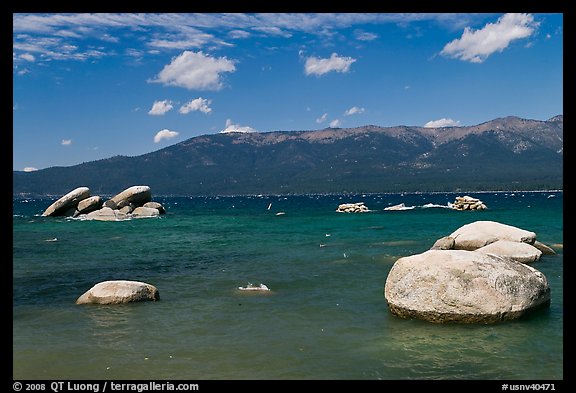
[{"xmin": 13, "ymin": 191, "xmax": 563, "ymax": 379}]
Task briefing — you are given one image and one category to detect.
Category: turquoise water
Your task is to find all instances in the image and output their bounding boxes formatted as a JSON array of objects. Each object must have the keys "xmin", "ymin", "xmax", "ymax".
[{"xmin": 13, "ymin": 192, "xmax": 563, "ymax": 380}]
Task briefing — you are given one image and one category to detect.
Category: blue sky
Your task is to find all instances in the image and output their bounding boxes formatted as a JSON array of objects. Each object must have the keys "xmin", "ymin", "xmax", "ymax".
[{"xmin": 13, "ymin": 13, "xmax": 563, "ymax": 171}]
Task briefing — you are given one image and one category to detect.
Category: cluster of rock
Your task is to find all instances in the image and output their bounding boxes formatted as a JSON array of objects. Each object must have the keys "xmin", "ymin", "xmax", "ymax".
[
  {"xmin": 450, "ymin": 195, "xmax": 487, "ymax": 210},
  {"xmin": 384, "ymin": 220, "xmax": 555, "ymax": 324},
  {"xmin": 336, "ymin": 202, "xmax": 369, "ymax": 213},
  {"xmin": 41, "ymin": 185, "xmax": 165, "ymax": 221}
]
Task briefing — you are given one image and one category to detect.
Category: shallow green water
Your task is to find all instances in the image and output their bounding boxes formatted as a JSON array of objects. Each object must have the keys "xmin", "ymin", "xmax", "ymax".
[{"xmin": 13, "ymin": 192, "xmax": 563, "ymax": 380}]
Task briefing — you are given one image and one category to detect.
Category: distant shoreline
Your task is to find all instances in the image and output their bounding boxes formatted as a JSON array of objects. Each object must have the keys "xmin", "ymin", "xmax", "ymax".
[{"xmin": 13, "ymin": 189, "xmax": 563, "ymax": 199}]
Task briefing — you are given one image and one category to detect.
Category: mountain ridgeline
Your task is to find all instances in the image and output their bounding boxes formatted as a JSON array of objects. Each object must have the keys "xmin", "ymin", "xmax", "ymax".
[{"xmin": 13, "ymin": 115, "xmax": 563, "ymax": 196}]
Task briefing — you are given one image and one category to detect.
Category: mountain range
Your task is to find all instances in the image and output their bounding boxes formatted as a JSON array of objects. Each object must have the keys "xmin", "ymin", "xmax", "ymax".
[{"xmin": 13, "ymin": 115, "xmax": 563, "ymax": 196}]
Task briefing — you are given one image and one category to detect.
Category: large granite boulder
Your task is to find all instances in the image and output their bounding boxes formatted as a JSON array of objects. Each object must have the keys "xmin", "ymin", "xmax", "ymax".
[
  {"xmin": 476, "ymin": 239, "xmax": 542, "ymax": 264},
  {"xmin": 41, "ymin": 187, "xmax": 90, "ymax": 217},
  {"xmin": 75, "ymin": 195, "xmax": 103, "ymax": 215},
  {"xmin": 108, "ymin": 186, "xmax": 152, "ymax": 209},
  {"xmin": 76, "ymin": 280, "xmax": 160, "ymax": 305},
  {"xmin": 384, "ymin": 249, "xmax": 550, "ymax": 323},
  {"xmin": 448, "ymin": 220, "xmax": 536, "ymax": 251}
]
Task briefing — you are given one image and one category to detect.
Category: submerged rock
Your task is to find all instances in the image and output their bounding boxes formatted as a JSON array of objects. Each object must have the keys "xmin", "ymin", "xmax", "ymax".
[
  {"xmin": 76, "ymin": 280, "xmax": 160, "ymax": 305},
  {"xmin": 384, "ymin": 249, "xmax": 550, "ymax": 323}
]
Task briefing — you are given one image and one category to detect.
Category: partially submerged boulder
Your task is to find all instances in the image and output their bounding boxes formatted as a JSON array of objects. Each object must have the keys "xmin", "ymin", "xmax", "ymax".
[
  {"xmin": 448, "ymin": 220, "xmax": 536, "ymax": 251},
  {"xmin": 75, "ymin": 195, "xmax": 103, "ymax": 215},
  {"xmin": 41, "ymin": 187, "xmax": 91, "ymax": 217},
  {"xmin": 450, "ymin": 195, "xmax": 487, "ymax": 210},
  {"xmin": 132, "ymin": 206, "xmax": 160, "ymax": 217},
  {"xmin": 84, "ymin": 206, "xmax": 129, "ymax": 221},
  {"xmin": 107, "ymin": 185, "xmax": 152, "ymax": 209},
  {"xmin": 336, "ymin": 202, "xmax": 369, "ymax": 213},
  {"xmin": 76, "ymin": 280, "xmax": 160, "ymax": 305},
  {"xmin": 476, "ymin": 239, "xmax": 542, "ymax": 264},
  {"xmin": 384, "ymin": 250, "xmax": 550, "ymax": 323}
]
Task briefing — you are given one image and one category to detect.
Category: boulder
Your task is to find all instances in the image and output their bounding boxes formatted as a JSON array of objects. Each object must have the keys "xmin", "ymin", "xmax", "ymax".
[
  {"xmin": 384, "ymin": 249, "xmax": 550, "ymax": 323},
  {"xmin": 533, "ymin": 240, "xmax": 556, "ymax": 255},
  {"xmin": 132, "ymin": 206, "xmax": 160, "ymax": 217},
  {"xmin": 143, "ymin": 201, "xmax": 166, "ymax": 214},
  {"xmin": 41, "ymin": 187, "xmax": 91, "ymax": 217},
  {"xmin": 109, "ymin": 185, "xmax": 152, "ymax": 209},
  {"xmin": 451, "ymin": 195, "xmax": 488, "ymax": 211},
  {"xmin": 336, "ymin": 202, "xmax": 369, "ymax": 213},
  {"xmin": 76, "ymin": 196, "xmax": 103, "ymax": 215},
  {"xmin": 448, "ymin": 220, "xmax": 536, "ymax": 251},
  {"xmin": 384, "ymin": 203, "xmax": 411, "ymax": 211},
  {"xmin": 430, "ymin": 236, "xmax": 455, "ymax": 250},
  {"xmin": 475, "ymin": 239, "xmax": 542, "ymax": 264},
  {"xmin": 84, "ymin": 207, "xmax": 129, "ymax": 221},
  {"xmin": 76, "ymin": 280, "xmax": 160, "ymax": 305}
]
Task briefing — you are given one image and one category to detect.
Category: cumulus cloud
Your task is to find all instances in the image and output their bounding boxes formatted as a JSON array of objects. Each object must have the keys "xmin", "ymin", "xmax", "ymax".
[
  {"xmin": 150, "ymin": 50, "xmax": 236, "ymax": 90},
  {"xmin": 61, "ymin": 139, "xmax": 72, "ymax": 145},
  {"xmin": 23, "ymin": 167, "xmax": 38, "ymax": 172},
  {"xmin": 148, "ymin": 100, "xmax": 173, "ymax": 115},
  {"xmin": 154, "ymin": 129, "xmax": 179, "ymax": 143},
  {"xmin": 19, "ymin": 53, "xmax": 36, "ymax": 62},
  {"xmin": 424, "ymin": 118, "xmax": 460, "ymax": 128},
  {"xmin": 220, "ymin": 119, "xmax": 257, "ymax": 133},
  {"xmin": 329, "ymin": 119, "xmax": 341, "ymax": 128},
  {"xmin": 344, "ymin": 106, "xmax": 365, "ymax": 116},
  {"xmin": 441, "ymin": 13, "xmax": 539, "ymax": 63},
  {"xmin": 179, "ymin": 98, "xmax": 212, "ymax": 114},
  {"xmin": 316, "ymin": 113, "xmax": 328, "ymax": 123},
  {"xmin": 304, "ymin": 53, "xmax": 356, "ymax": 76}
]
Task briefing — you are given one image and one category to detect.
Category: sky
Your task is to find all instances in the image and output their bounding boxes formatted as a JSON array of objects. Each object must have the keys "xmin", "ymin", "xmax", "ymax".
[{"xmin": 12, "ymin": 13, "xmax": 563, "ymax": 171}]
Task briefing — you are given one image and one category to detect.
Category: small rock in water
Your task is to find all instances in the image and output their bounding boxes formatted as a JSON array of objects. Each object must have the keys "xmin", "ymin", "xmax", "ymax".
[{"xmin": 238, "ymin": 283, "xmax": 271, "ymax": 292}]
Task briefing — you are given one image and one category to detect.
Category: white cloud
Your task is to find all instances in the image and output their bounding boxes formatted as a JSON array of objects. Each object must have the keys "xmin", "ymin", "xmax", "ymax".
[
  {"xmin": 148, "ymin": 100, "xmax": 173, "ymax": 116},
  {"xmin": 19, "ymin": 53, "xmax": 35, "ymax": 62},
  {"xmin": 179, "ymin": 98, "xmax": 212, "ymax": 114},
  {"xmin": 355, "ymin": 31, "xmax": 378, "ymax": 41},
  {"xmin": 304, "ymin": 53, "xmax": 356, "ymax": 76},
  {"xmin": 344, "ymin": 106, "xmax": 365, "ymax": 116},
  {"xmin": 154, "ymin": 129, "xmax": 179, "ymax": 143},
  {"xmin": 229, "ymin": 30, "xmax": 250, "ymax": 39},
  {"xmin": 440, "ymin": 13, "xmax": 539, "ymax": 63},
  {"xmin": 329, "ymin": 119, "xmax": 341, "ymax": 128},
  {"xmin": 61, "ymin": 139, "xmax": 72, "ymax": 145},
  {"xmin": 423, "ymin": 118, "xmax": 460, "ymax": 128},
  {"xmin": 220, "ymin": 119, "xmax": 256, "ymax": 133},
  {"xmin": 316, "ymin": 113, "xmax": 328, "ymax": 123},
  {"xmin": 252, "ymin": 26, "xmax": 292, "ymax": 38},
  {"xmin": 23, "ymin": 167, "xmax": 38, "ymax": 172},
  {"xmin": 150, "ymin": 51, "xmax": 236, "ymax": 91}
]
